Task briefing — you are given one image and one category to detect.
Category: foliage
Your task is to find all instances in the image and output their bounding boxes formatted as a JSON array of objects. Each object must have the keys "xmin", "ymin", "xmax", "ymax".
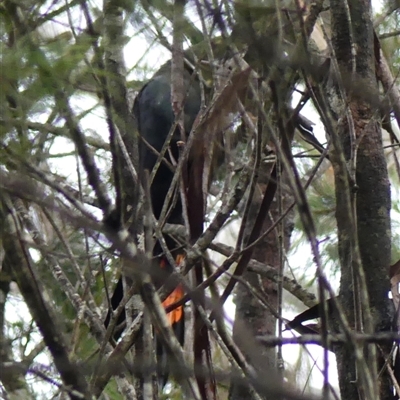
[{"xmin": 0, "ymin": 0, "xmax": 399, "ymax": 399}]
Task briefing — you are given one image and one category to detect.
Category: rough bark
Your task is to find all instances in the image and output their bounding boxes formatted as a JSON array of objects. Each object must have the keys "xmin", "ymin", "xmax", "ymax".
[
  {"xmin": 229, "ymin": 169, "xmax": 294, "ymax": 400},
  {"xmin": 330, "ymin": 0, "xmax": 392, "ymax": 398}
]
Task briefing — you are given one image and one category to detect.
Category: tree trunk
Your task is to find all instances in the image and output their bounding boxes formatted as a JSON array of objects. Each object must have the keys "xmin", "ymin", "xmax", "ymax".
[
  {"xmin": 330, "ymin": 0, "xmax": 392, "ymax": 398},
  {"xmin": 229, "ymin": 168, "xmax": 294, "ymax": 400}
]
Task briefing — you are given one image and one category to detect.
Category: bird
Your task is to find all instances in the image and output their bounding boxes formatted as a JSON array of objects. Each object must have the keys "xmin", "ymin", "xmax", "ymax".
[
  {"xmin": 285, "ymin": 298, "xmax": 336, "ymax": 335},
  {"xmin": 105, "ymin": 60, "xmax": 202, "ymax": 384}
]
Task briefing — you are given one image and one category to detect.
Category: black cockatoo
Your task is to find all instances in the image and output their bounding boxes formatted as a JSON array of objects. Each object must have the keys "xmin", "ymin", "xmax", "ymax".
[
  {"xmin": 105, "ymin": 61, "xmax": 201, "ymax": 380},
  {"xmin": 137, "ymin": 62, "xmax": 201, "ymax": 225}
]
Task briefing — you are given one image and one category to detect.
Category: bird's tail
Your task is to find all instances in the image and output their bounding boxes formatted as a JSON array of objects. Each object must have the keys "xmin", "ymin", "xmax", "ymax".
[
  {"xmin": 156, "ymin": 253, "xmax": 185, "ymax": 387},
  {"xmin": 159, "ymin": 254, "xmax": 185, "ymax": 329},
  {"xmin": 105, "ymin": 252, "xmax": 185, "ymax": 387}
]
